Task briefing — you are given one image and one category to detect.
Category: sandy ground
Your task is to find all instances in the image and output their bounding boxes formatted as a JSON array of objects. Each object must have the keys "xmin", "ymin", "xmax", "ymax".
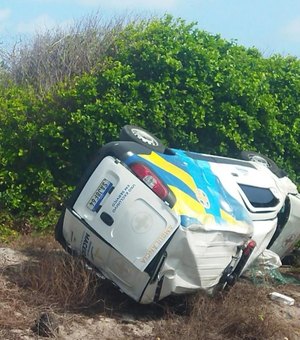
[
  {"xmin": 0, "ymin": 247, "xmax": 299, "ymax": 339},
  {"xmin": 0, "ymin": 247, "xmax": 158, "ymax": 339}
]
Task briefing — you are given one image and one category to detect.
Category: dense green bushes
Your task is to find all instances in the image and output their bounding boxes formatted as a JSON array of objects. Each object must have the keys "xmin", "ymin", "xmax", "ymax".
[{"xmin": 0, "ymin": 15, "xmax": 299, "ymax": 232}]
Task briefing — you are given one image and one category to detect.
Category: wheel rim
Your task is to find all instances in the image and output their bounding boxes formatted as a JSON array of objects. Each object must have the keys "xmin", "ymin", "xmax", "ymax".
[
  {"xmin": 131, "ymin": 128, "xmax": 159, "ymax": 146},
  {"xmin": 249, "ymin": 154, "xmax": 270, "ymax": 167}
]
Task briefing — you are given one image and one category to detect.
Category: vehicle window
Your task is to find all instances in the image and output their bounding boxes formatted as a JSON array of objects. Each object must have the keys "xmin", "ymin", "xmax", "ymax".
[{"xmin": 238, "ymin": 184, "xmax": 279, "ymax": 208}]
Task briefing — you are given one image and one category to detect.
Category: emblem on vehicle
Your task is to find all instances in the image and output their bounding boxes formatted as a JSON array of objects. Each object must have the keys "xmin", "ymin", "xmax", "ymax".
[
  {"xmin": 131, "ymin": 212, "xmax": 153, "ymax": 233},
  {"xmin": 81, "ymin": 232, "xmax": 91, "ymax": 258},
  {"xmin": 196, "ymin": 189, "xmax": 210, "ymax": 209}
]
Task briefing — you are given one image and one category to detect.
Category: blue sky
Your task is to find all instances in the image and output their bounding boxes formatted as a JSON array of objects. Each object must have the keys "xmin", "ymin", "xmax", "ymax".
[{"xmin": 0, "ymin": 0, "xmax": 300, "ymax": 57}]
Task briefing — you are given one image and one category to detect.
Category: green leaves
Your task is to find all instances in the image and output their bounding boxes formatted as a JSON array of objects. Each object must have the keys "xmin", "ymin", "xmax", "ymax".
[{"xmin": 0, "ymin": 15, "xmax": 300, "ymax": 233}]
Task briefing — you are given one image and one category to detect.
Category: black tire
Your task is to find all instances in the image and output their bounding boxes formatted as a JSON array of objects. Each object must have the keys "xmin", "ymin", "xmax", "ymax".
[
  {"xmin": 119, "ymin": 125, "xmax": 166, "ymax": 153},
  {"xmin": 240, "ymin": 151, "xmax": 286, "ymax": 178}
]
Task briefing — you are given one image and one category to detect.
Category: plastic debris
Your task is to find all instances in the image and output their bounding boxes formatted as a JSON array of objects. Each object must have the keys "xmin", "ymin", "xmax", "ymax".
[{"xmin": 269, "ymin": 292, "xmax": 295, "ymax": 305}]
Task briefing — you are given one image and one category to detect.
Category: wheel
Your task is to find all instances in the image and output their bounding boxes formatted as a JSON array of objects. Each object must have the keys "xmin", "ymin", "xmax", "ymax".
[
  {"xmin": 119, "ymin": 125, "xmax": 166, "ymax": 153},
  {"xmin": 240, "ymin": 151, "xmax": 286, "ymax": 178}
]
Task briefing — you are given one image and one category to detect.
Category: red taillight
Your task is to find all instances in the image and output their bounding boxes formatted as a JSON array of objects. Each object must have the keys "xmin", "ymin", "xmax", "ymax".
[
  {"xmin": 243, "ymin": 239, "xmax": 256, "ymax": 256},
  {"xmin": 130, "ymin": 163, "xmax": 169, "ymax": 200}
]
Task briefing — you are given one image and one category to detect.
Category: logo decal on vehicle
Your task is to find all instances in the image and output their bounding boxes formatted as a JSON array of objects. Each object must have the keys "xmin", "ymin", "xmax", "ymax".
[
  {"xmin": 131, "ymin": 212, "xmax": 153, "ymax": 233},
  {"xmin": 140, "ymin": 225, "xmax": 174, "ymax": 264},
  {"xmin": 196, "ymin": 189, "xmax": 210, "ymax": 209},
  {"xmin": 81, "ymin": 232, "xmax": 91, "ymax": 258}
]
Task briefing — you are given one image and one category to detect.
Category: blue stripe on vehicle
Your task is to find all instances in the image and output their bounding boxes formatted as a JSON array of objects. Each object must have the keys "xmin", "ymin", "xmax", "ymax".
[{"xmin": 125, "ymin": 150, "xmax": 251, "ymax": 227}]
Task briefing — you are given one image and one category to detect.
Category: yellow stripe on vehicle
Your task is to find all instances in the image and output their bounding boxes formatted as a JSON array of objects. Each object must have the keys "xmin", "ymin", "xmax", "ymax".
[
  {"xmin": 169, "ymin": 185, "xmax": 206, "ymax": 218},
  {"xmin": 220, "ymin": 209, "xmax": 237, "ymax": 225},
  {"xmin": 139, "ymin": 152, "xmax": 197, "ymax": 192}
]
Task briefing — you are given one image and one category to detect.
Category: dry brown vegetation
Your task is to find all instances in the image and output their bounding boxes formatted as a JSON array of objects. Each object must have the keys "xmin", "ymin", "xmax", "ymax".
[
  {"xmin": 0, "ymin": 235, "xmax": 299, "ymax": 339},
  {"xmin": 156, "ymin": 283, "xmax": 299, "ymax": 340},
  {"xmin": 0, "ymin": 12, "xmax": 138, "ymax": 94}
]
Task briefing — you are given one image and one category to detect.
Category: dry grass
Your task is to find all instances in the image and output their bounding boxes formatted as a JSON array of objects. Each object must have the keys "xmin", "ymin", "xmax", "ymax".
[
  {"xmin": 0, "ymin": 235, "xmax": 299, "ymax": 339},
  {"xmin": 0, "ymin": 235, "xmax": 129, "ymax": 338},
  {"xmin": 2, "ymin": 235, "xmax": 123, "ymax": 312},
  {"xmin": 10, "ymin": 253, "xmax": 102, "ymax": 308},
  {"xmin": 155, "ymin": 283, "xmax": 295, "ymax": 340}
]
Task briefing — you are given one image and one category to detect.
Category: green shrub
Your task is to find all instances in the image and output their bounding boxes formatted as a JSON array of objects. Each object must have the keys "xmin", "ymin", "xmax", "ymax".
[
  {"xmin": 0, "ymin": 211, "xmax": 18, "ymax": 243},
  {"xmin": 0, "ymin": 15, "xmax": 299, "ymax": 232}
]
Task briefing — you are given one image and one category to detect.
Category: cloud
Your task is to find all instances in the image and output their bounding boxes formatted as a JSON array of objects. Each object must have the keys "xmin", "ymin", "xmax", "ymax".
[
  {"xmin": 16, "ymin": 14, "xmax": 71, "ymax": 35},
  {"xmin": 281, "ymin": 17, "xmax": 300, "ymax": 42},
  {"xmin": 76, "ymin": 0, "xmax": 177, "ymax": 10},
  {"xmin": 0, "ymin": 8, "xmax": 11, "ymax": 32},
  {"xmin": 16, "ymin": 14, "xmax": 56, "ymax": 34},
  {"xmin": 0, "ymin": 8, "xmax": 10, "ymax": 21}
]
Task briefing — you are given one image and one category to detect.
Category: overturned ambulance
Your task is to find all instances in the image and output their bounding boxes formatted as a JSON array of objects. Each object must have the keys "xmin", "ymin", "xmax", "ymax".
[{"xmin": 55, "ymin": 126, "xmax": 300, "ymax": 303}]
